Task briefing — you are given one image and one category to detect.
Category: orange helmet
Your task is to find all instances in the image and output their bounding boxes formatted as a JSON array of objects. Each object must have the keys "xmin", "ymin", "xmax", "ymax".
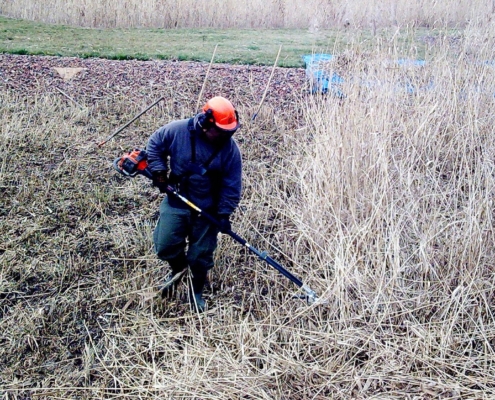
[{"xmin": 202, "ymin": 96, "xmax": 240, "ymax": 133}]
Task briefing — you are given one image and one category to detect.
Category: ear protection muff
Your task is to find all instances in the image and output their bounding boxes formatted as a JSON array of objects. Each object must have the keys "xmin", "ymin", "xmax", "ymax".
[
  {"xmin": 198, "ymin": 106, "xmax": 240, "ymax": 133},
  {"xmin": 197, "ymin": 108, "xmax": 215, "ymax": 130},
  {"xmin": 233, "ymin": 110, "xmax": 240, "ymax": 127}
]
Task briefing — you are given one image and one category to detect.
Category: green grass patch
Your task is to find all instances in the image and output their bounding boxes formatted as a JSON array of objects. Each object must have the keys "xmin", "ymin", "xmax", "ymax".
[
  {"xmin": 10, "ymin": 48, "xmax": 29, "ymax": 55},
  {"xmin": 0, "ymin": 15, "xmax": 444, "ymax": 66}
]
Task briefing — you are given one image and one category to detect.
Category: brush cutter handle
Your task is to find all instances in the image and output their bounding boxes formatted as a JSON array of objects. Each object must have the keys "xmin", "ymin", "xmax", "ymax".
[{"xmin": 98, "ymin": 97, "xmax": 164, "ymax": 147}]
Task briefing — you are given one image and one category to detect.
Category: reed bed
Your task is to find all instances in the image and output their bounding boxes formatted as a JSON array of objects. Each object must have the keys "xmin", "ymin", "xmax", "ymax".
[
  {"xmin": 1, "ymin": 0, "xmax": 493, "ymax": 29},
  {"xmin": 1, "ymin": 26, "xmax": 495, "ymax": 399}
]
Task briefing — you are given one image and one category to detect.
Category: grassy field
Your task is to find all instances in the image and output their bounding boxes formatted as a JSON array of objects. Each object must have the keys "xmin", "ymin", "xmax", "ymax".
[
  {"xmin": 0, "ymin": 16, "xmax": 444, "ymax": 67},
  {"xmin": 1, "ymin": 10, "xmax": 495, "ymax": 400}
]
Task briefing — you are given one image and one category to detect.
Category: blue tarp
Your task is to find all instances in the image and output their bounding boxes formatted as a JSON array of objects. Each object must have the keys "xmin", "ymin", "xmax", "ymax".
[
  {"xmin": 303, "ymin": 53, "xmax": 428, "ymax": 96},
  {"xmin": 303, "ymin": 54, "xmax": 345, "ymax": 97},
  {"xmin": 303, "ymin": 54, "xmax": 495, "ymax": 97}
]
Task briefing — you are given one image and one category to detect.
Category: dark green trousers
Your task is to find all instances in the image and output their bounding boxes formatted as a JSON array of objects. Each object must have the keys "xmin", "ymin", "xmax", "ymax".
[{"xmin": 153, "ymin": 196, "xmax": 219, "ymax": 294}]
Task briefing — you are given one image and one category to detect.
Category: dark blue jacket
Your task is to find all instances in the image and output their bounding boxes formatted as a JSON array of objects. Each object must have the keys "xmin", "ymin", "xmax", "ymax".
[{"xmin": 146, "ymin": 115, "xmax": 242, "ymax": 216}]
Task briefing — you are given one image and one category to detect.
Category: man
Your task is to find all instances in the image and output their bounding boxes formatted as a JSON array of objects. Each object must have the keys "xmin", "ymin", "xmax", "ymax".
[{"xmin": 146, "ymin": 96, "xmax": 242, "ymax": 312}]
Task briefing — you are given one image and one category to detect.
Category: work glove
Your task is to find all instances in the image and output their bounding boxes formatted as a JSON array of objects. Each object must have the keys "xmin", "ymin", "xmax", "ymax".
[
  {"xmin": 217, "ymin": 214, "xmax": 231, "ymax": 233},
  {"xmin": 152, "ymin": 170, "xmax": 168, "ymax": 193}
]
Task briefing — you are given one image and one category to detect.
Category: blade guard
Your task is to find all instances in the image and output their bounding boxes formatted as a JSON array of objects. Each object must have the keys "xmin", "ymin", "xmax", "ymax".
[{"xmin": 293, "ymin": 285, "xmax": 324, "ymax": 305}]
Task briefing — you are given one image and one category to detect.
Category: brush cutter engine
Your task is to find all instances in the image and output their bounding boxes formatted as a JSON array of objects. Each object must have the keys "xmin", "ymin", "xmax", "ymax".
[{"xmin": 113, "ymin": 148, "xmax": 152, "ymax": 179}]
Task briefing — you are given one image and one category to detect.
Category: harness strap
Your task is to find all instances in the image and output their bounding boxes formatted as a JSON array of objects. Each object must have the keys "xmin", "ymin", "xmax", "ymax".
[
  {"xmin": 187, "ymin": 117, "xmax": 227, "ymax": 171},
  {"xmin": 187, "ymin": 118, "xmax": 196, "ymax": 163}
]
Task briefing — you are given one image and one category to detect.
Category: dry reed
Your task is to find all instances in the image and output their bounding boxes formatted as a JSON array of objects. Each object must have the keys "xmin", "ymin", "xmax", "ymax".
[
  {"xmin": 1, "ymin": 25, "xmax": 495, "ymax": 399},
  {"xmin": 0, "ymin": 0, "xmax": 493, "ymax": 29}
]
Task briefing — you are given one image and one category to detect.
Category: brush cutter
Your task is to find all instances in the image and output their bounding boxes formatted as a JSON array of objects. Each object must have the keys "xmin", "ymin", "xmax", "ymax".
[{"xmin": 113, "ymin": 149, "xmax": 322, "ymax": 305}]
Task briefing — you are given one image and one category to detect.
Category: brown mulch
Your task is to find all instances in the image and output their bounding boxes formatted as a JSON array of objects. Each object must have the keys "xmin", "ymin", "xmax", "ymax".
[{"xmin": 0, "ymin": 54, "xmax": 308, "ymax": 112}]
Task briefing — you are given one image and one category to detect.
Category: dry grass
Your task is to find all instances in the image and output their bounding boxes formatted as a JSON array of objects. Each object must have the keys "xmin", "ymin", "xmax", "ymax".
[
  {"xmin": 2, "ymin": 26, "xmax": 495, "ymax": 399},
  {"xmin": 1, "ymin": 0, "xmax": 493, "ymax": 29}
]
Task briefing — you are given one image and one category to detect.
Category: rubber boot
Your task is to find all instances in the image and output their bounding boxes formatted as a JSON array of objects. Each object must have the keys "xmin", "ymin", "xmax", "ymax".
[
  {"xmin": 192, "ymin": 293, "xmax": 206, "ymax": 313},
  {"xmin": 160, "ymin": 254, "xmax": 187, "ymax": 299},
  {"xmin": 191, "ymin": 269, "xmax": 207, "ymax": 295},
  {"xmin": 189, "ymin": 269, "xmax": 207, "ymax": 312}
]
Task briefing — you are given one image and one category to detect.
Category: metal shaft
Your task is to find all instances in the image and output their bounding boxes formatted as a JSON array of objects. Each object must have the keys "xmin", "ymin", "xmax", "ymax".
[{"xmin": 165, "ymin": 185, "xmax": 319, "ymax": 303}]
